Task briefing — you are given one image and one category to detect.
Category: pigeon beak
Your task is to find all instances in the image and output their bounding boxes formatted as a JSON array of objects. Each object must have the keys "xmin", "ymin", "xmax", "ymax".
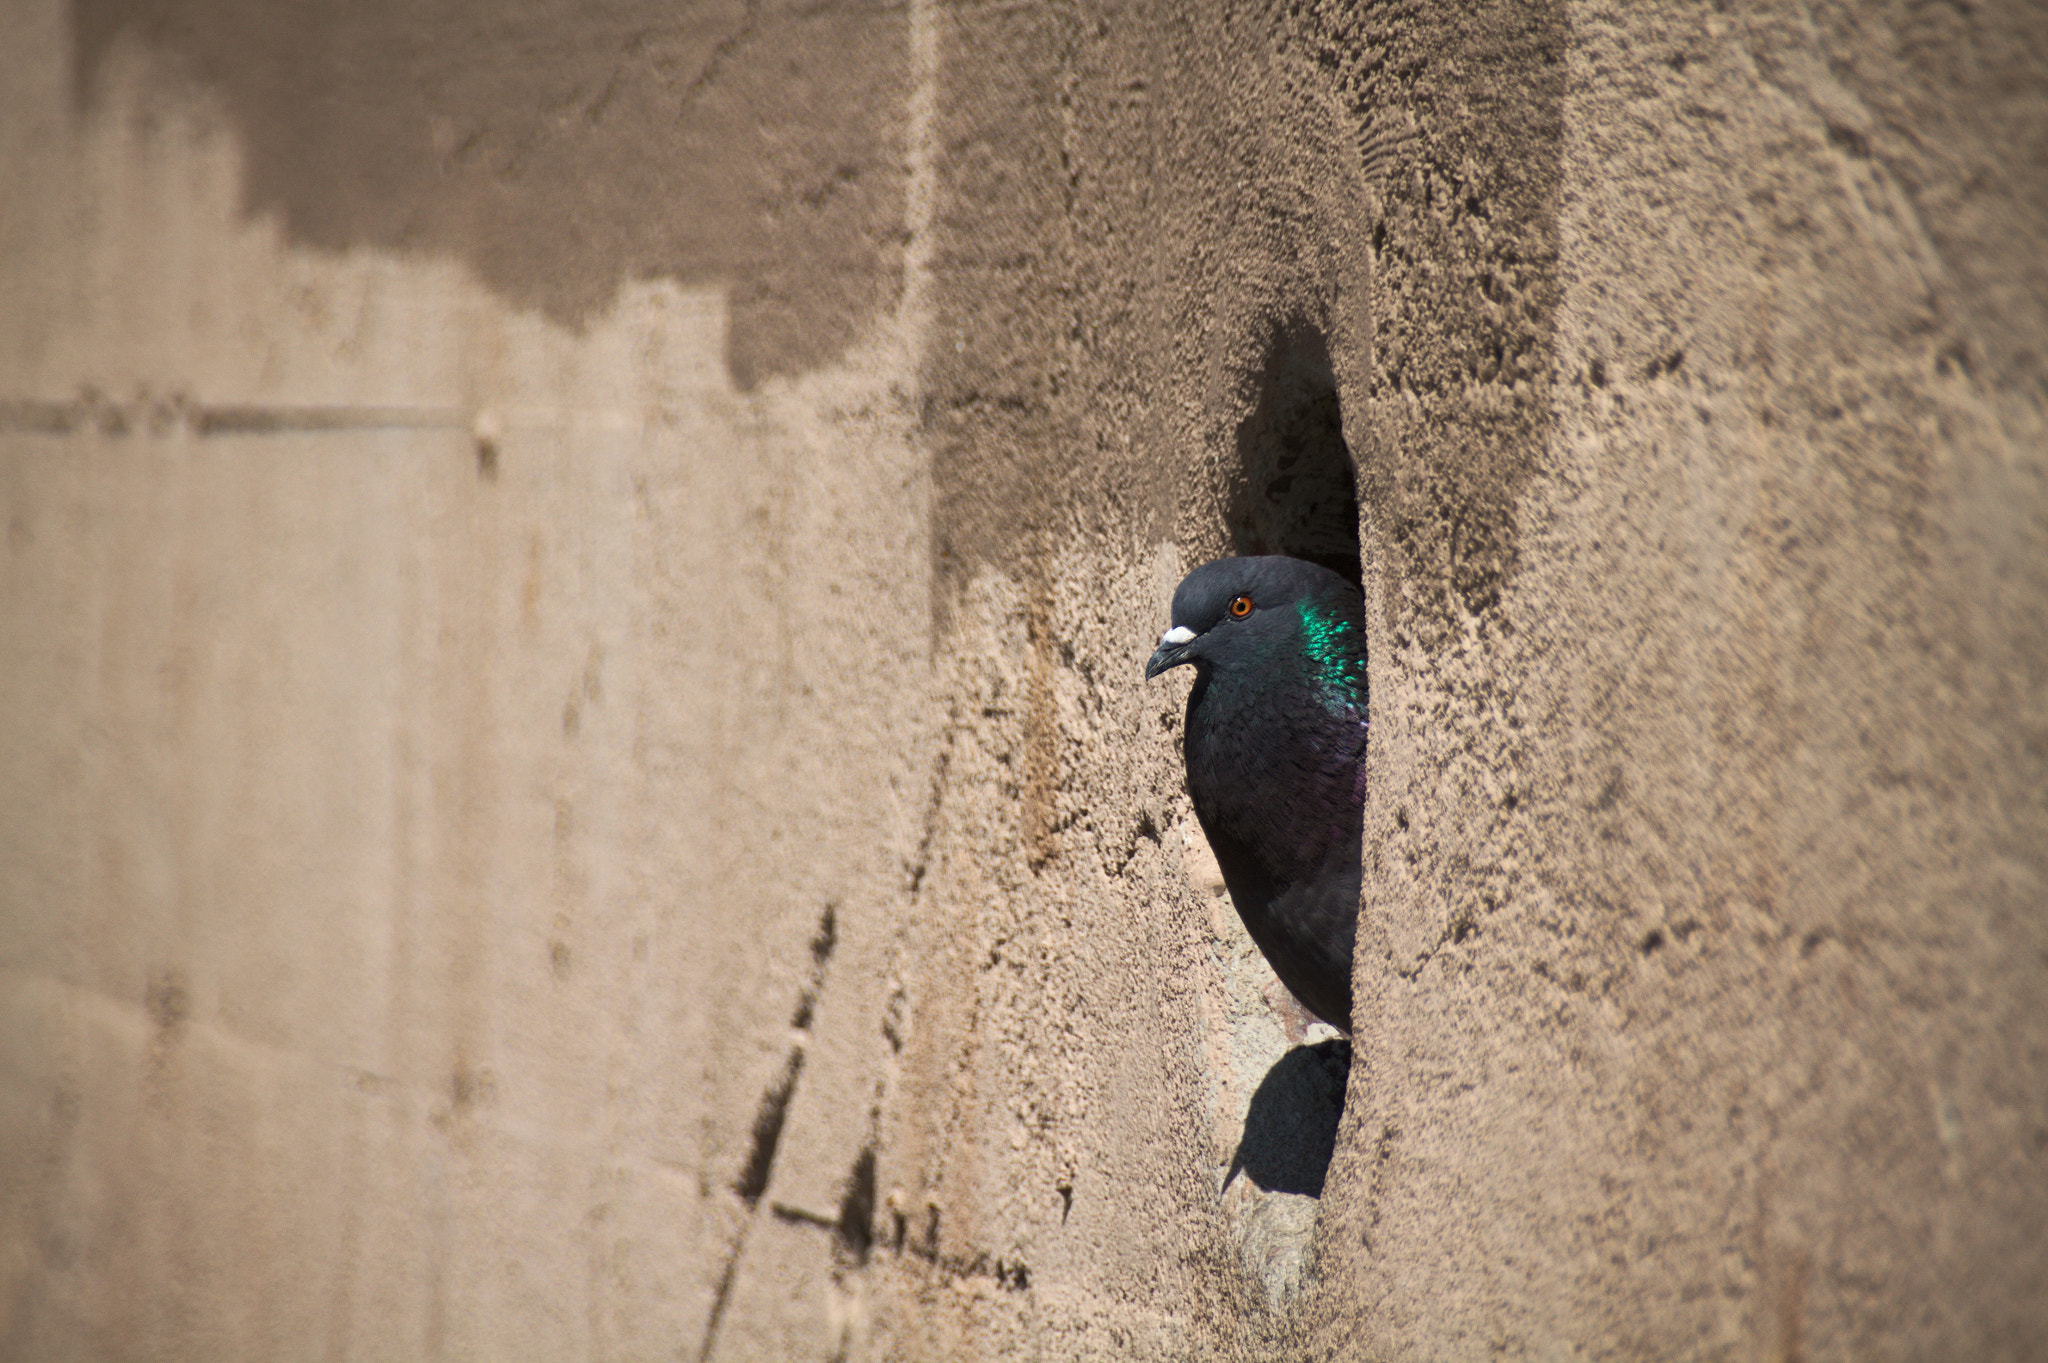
[{"xmin": 1144, "ymin": 625, "xmax": 1199, "ymax": 679}]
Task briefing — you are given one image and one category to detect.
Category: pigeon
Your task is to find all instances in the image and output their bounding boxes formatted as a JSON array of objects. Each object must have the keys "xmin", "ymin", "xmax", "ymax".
[{"xmin": 1145, "ymin": 556, "xmax": 1367, "ymax": 1033}]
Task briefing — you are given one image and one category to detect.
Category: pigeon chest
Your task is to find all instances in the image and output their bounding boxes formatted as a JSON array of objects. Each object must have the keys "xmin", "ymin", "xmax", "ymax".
[{"xmin": 1183, "ymin": 673, "xmax": 1367, "ymax": 882}]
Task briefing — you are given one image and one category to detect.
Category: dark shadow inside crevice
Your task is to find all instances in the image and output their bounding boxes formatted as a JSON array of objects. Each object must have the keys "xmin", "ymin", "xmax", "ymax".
[
  {"xmin": 1229, "ymin": 321, "xmax": 1361, "ymax": 590},
  {"xmin": 1225, "ymin": 1038, "xmax": 1350, "ymax": 1199}
]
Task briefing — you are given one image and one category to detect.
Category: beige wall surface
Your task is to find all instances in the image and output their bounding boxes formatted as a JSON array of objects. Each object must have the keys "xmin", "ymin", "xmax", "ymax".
[{"xmin": 3, "ymin": 0, "xmax": 2045, "ymax": 1359}]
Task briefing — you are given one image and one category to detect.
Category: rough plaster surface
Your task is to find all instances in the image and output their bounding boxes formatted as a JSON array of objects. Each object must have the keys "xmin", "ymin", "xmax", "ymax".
[{"xmin": 2, "ymin": 0, "xmax": 2045, "ymax": 1359}]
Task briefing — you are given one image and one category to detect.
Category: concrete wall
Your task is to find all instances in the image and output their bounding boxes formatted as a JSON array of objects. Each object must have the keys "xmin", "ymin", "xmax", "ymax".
[{"xmin": 3, "ymin": 0, "xmax": 2044, "ymax": 1358}]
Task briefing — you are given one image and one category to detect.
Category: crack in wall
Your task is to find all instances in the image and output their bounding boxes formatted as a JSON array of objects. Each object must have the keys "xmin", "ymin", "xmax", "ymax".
[
  {"xmin": 696, "ymin": 902, "xmax": 839, "ymax": 1362},
  {"xmin": 0, "ymin": 393, "xmax": 470, "ymax": 436}
]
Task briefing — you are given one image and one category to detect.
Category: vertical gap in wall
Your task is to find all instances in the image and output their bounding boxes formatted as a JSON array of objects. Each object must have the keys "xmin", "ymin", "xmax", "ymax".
[{"xmin": 1228, "ymin": 319, "xmax": 1362, "ymax": 591}]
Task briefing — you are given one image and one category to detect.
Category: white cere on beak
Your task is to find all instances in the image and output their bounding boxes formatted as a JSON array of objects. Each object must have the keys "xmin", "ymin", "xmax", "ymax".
[{"xmin": 1159, "ymin": 625, "xmax": 1197, "ymax": 647}]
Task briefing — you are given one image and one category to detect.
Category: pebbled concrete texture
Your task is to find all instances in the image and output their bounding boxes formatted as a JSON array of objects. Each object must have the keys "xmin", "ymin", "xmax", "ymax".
[{"xmin": 2, "ymin": 0, "xmax": 2044, "ymax": 1360}]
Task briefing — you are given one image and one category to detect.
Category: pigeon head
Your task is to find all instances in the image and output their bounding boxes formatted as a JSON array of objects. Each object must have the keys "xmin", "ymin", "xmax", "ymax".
[{"xmin": 1144, "ymin": 555, "xmax": 1363, "ymax": 700}]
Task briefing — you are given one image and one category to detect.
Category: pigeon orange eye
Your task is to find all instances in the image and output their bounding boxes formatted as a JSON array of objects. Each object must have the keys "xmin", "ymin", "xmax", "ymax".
[{"xmin": 1228, "ymin": 595, "xmax": 1253, "ymax": 618}]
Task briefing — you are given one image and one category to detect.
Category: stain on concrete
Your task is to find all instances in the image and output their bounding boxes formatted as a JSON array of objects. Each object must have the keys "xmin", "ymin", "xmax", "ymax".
[
  {"xmin": 1327, "ymin": 0, "xmax": 1568, "ymax": 642},
  {"xmin": 72, "ymin": 0, "xmax": 911, "ymax": 387},
  {"xmin": 144, "ymin": 969, "xmax": 189, "ymax": 1032}
]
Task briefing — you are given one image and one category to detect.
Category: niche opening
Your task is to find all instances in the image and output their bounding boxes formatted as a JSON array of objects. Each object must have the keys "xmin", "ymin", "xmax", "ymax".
[{"xmin": 1227, "ymin": 321, "xmax": 1361, "ymax": 590}]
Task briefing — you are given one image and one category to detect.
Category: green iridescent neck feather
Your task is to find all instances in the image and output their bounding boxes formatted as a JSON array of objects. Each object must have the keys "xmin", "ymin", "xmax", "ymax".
[{"xmin": 1297, "ymin": 599, "xmax": 1368, "ymax": 707}]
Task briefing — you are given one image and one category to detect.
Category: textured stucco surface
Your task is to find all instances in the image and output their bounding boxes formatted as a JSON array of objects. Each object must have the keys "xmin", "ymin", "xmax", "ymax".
[{"xmin": 3, "ymin": 0, "xmax": 2045, "ymax": 1359}]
